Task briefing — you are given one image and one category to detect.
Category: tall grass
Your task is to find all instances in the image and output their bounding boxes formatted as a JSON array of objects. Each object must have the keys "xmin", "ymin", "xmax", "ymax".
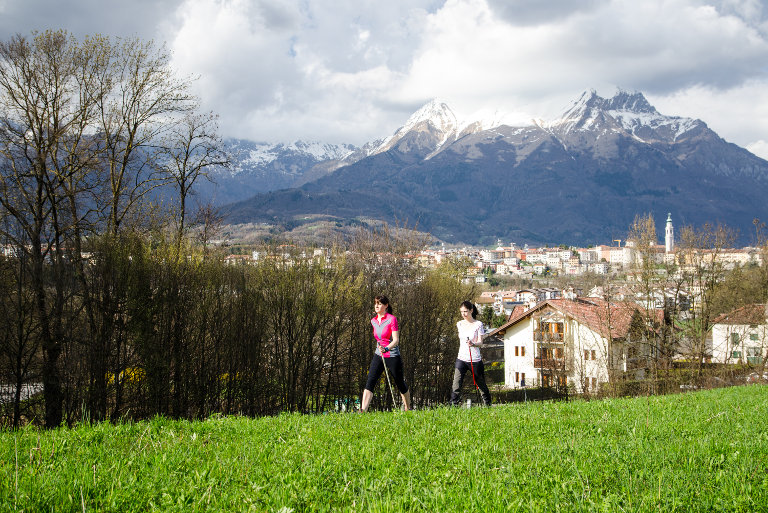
[{"xmin": 2, "ymin": 385, "xmax": 766, "ymax": 512}]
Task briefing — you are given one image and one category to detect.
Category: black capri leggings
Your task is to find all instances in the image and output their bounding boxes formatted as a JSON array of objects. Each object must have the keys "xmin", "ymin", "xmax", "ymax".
[{"xmin": 365, "ymin": 354, "xmax": 409, "ymax": 394}]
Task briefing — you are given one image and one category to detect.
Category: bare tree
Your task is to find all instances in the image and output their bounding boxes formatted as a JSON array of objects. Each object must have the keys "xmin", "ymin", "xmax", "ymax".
[
  {"xmin": 192, "ymin": 202, "xmax": 224, "ymax": 260},
  {"xmin": 0, "ymin": 244, "xmax": 41, "ymax": 427},
  {"xmin": 0, "ymin": 30, "xmax": 218, "ymax": 426},
  {"xmin": 0, "ymin": 30, "xmax": 112, "ymax": 426},
  {"xmin": 95, "ymin": 37, "xmax": 196, "ymax": 236},
  {"xmin": 676, "ymin": 222, "xmax": 738, "ymax": 376},
  {"xmin": 625, "ymin": 213, "xmax": 674, "ymax": 390},
  {"xmin": 160, "ymin": 111, "xmax": 230, "ymax": 255}
]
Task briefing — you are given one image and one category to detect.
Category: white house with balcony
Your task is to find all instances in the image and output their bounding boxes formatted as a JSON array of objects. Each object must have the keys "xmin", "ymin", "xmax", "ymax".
[
  {"xmin": 489, "ymin": 298, "xmax": 663, "ymax": 394},
  {"xmin": 711, "ymin": 304, "xmax": 767, "ymax": 366}
]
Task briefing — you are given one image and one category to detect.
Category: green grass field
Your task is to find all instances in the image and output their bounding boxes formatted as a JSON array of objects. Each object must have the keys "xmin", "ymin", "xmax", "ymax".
[{"xmin": 2, "ymin": 385, "xmax": 767, "ymax": 512}]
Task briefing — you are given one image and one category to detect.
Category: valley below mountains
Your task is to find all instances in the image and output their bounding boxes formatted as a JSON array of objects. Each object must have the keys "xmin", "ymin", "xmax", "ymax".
[{"xmin": 211, "ymin": 90, "xmax": 768, "ymax": 246}]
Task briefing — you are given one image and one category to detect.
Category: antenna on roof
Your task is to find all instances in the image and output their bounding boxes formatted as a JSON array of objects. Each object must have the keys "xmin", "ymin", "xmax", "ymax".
[{"xmin": 613, "ymin": 239, "xmax": 622, "ymax": 247}]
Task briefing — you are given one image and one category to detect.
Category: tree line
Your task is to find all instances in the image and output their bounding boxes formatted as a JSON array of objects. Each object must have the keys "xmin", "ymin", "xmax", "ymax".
[
  {"xmin": 0, "ymin": 228, "xmax": 473, "ymax": 428},
  {"xmin": 0, "ymin": 30, "xmax": 475, "ymax": 428}
]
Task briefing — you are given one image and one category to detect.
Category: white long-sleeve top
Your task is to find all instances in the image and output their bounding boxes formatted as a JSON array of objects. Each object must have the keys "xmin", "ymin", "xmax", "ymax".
[{"xmin": 456, "ymin": 320, "xmax": 484, "ymax": 363}]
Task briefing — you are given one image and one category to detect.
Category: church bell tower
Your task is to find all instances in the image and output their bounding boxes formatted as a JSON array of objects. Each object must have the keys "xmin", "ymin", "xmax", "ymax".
[{"xmin": 665, "ymin": 213, "xmax": 674, "ymax": 254}]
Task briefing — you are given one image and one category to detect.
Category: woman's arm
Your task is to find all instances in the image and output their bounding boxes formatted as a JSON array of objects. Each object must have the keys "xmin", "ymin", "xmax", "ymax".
[
  {"xmin": 385, "ymin": 330, "xmax": 399, "ymax": 351},
  {"xmin": 468, "ymin": 324, "xmax": 485, "ymax": 347}
]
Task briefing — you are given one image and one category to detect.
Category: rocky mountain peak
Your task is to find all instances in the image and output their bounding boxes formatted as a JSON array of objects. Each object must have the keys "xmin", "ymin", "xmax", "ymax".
[
  {"xmin": 603, "ymin": 89, "xmax": 657, "ymax": 114},
  {"xmin": 401, "ymin": 98, "xmax": 458, "ymax": 134},
  {"xmin": 372, "ymin": 99, "xmax": 460, "ymax": 157},
  {"xmin": 563, "ymin": 89, "xmax": 655, "ymax": 116},
  {"xmin": 545, "ymin": 89, "xmax": 701, "ymax": 144}
]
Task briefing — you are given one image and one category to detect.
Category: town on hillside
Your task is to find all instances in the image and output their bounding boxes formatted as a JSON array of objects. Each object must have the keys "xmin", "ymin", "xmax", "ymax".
[
  {"xmin": 219, "ymin": 214, "xmax": 763, "ymax": 277},
  {"xmin": 463, "ymin": 214, "xmax": 767, "ymax": 397},
  {"xmin": 214, "ymin": 214, "xmax": 768, "ymax": 398}
]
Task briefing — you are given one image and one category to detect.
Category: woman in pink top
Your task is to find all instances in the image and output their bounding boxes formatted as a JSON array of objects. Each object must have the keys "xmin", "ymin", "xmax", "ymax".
[{"xmin": 361, "ymin": 295, "xmax": 412, "ymax": 411}]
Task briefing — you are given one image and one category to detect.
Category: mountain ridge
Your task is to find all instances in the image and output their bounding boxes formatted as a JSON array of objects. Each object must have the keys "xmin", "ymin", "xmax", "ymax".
[{"xmin": 217, "ymin": 89, "xmax": 768, "ymax": 246}]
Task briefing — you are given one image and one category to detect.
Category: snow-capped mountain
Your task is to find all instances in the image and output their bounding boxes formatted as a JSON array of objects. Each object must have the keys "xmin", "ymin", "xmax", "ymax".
[
  {"xmin": 541, "ymin": 89, "xmax": 703, "ymax": 152},
  {"xmin": 370, "ymin": 99, "xmax": 459, "ymax": 158},
  {"xmin": 199, "ymin": 138, "xmax": 385, "ymax": 205},
  {"xmin": 369, "ymin": 99, "xmax": 512, "ymax": 159},
  {"xmin": 229, "ymin": 140, "xmax": 357, "ymax": 170},
  {"xmin": 222, "ymin": 89, "xmax": 768, "ymax": 246}
]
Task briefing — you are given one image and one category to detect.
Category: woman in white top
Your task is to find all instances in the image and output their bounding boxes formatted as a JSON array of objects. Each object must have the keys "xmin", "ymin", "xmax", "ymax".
[{"xmin": 451, "ymin": 300, "xmax": 492, "ymax": 406}]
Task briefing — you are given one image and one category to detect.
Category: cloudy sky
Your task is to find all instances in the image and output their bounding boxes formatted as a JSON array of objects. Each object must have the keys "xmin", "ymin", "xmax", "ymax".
[{"xmin": 2, "ymin": 0, "xmax": 768, "ymax": 158}]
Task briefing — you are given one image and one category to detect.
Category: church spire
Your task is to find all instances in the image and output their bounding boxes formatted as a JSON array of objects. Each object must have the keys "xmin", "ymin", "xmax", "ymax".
[{"xmin": 665, "ymin": 213, "xmax": 674, "ymax": 253}]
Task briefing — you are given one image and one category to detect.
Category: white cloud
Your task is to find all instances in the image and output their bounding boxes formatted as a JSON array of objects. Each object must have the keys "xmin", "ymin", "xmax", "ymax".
[
  {"xmin": 746, "ymin": 140, "xmax": 768, "ymax": 160},
  {"xmin": 165, "ymin": 0, "xmax": 438, "ymax": 142},
  {"xmin": 393, "ymin": 0, "xmax": 768, "ymax": 120},
  {"xmin": 0, "ymin": 0, "xmax": 178, "ymax": 41},
  {"xmin": 649, "ymin": 79, "xmax": 768, "ymax": 156},
  {"xmin": 3, "ymin": 0, "xmax": 768, "ymax": 150},
  {"xmin": 170, "ymin": 0, "xmax": 302, "ymax": 106}
]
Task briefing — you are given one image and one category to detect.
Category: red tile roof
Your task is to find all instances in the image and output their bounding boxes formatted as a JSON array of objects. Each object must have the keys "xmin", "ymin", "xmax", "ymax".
[
  {"xmin": 712, "ymin": 304, "xmax": 767, "ymax": 325},
  {"xmin": 493, "ymin": 298, "xmax": 663, "ymax": 340}
]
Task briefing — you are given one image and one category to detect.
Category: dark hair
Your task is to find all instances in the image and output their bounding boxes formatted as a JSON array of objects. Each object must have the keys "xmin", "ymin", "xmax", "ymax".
[
  {"xmin": 375, "ymin": 295, "xmax": 393, "ymax": 314},
  {"xmin": 460, "ymin": 300, "xmax": 478, "ymax": 319}
]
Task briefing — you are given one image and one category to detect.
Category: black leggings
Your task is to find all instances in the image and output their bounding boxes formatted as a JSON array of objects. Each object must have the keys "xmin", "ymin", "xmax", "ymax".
[
  {"xmin": 451, "ymin": 359, "xmax": 491, "ymax": 406},
  {"xmin": 365, "ymin": 354, "xmax": 409, "ymax": 394}
]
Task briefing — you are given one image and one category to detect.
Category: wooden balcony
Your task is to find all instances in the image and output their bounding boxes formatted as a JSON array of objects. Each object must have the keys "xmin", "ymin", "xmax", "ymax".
[
  {"xmin": 533, "ymin": 332, "xmax": 564, "ymax": 342},
  {"xmin": 534, "ymin": 357, "xmax": 567, "ymax": 369}
]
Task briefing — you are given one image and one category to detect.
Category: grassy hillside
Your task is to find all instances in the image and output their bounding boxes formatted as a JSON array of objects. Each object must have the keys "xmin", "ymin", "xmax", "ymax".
[{"xmin": 2, "ymin": 386, "xmax": 767, "ymax": 512}]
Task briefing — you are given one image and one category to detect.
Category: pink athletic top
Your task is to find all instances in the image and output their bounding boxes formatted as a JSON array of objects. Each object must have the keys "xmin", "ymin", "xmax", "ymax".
[{"xmin": 371, "ymin": 313, "xmax": 400, "ymax": 358}]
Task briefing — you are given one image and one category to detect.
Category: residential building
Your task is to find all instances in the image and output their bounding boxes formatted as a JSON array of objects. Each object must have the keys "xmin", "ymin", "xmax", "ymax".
[
  {"xmin": 711, "ymin": 304, "xmax": 768, "ymax": 365},
  {"xmin": 577, "ymin": 248, "xmax": 599, "ymax": 263},
  {"xmin": 490, "ymin": 298, "xmax": 663, "ymax": 394},
  {"xmin": 223, "ymin": 254, "xmax": 253, "ymax": 266},
  {"xmin": 525, "ymin": 250, "xmax": 546, "ymax": 264},
  {"xmin": 475, "ymin": 294, "xmax": 495, "ymax": 313}
]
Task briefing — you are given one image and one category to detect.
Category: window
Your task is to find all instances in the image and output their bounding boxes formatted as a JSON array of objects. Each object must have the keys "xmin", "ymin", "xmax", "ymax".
[
  {"xmin": 556, "ymin": 348, "xmax": 563, "ymax": 358},
  {"xmin": 750, "ymin": 333, "xmax": 759, "ymax": 341},
  {"xmin": 558, "ymin": 375, "xmax": 567, "ymax": 388},
  {"xmin": 731, "ymin": 332, "xmax": 740, "ymax": 344},
  {"xmin": 515, "ymin": 346, "xmax": 519, "ymax": 357},
  {"xmin": 521, "ymin": 372, "xmax": 525, "ymax": 384},
  {"xmin": 732, "ymin": 350, "xmax": 742, "ymax": 359},
  {"xmin": 521, "ymin": 346, "xmax": 525, "ymax": 357},
  {"xmin": 584, "ymin": 349, "xmax": 590, "ymax": 360},
  {"xmin": 591, "ymin": 377, "xmax": 598, "ymax": 390},
  {"xmin": 591, "ymin": 350, "xmax": 597, "ymax": 360},
  {"xmin": 515, "ymin": 372, "xmax": 519, "ymax": 382}
]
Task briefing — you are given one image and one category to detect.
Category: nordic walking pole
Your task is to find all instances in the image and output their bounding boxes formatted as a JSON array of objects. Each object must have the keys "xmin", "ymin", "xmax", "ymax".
[
  {"xmin": 467, "ymin": 337, "xmax": 482, "ymax": 405},
  {"xmin": 379, "ymin": 343, "xmax": 398, "ymax": 409}
]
